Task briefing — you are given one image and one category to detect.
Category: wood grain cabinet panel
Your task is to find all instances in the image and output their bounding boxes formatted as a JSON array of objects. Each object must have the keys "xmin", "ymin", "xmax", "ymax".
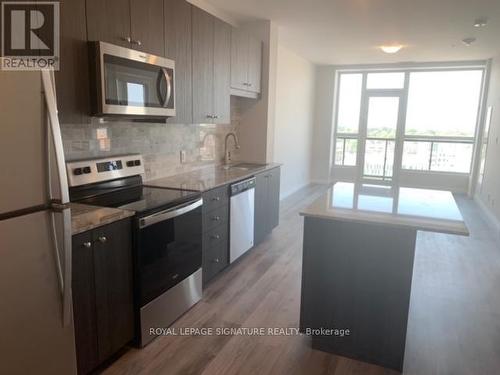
[
  {"xmin": 192, "ymin": 7, "xmax": 231, "ymax": 124},
  {"xmin": 72, "ymin": 231, "xmax": 99, "ymax": 375},
  {"xmin": 230, "ymin": 28, "xmax": 248, "ymax": 91},
  {"xmin": 72, "ymin": 219, "xmax": 134, "ymax": 374},
  {"xmin": 192, "ymin": 7, "xmax": 214, "ymax": 124},
  {"xmin": 230, "ymin": 28, "xmax": 262, "ymax": 96},
  {"xmin": 55, "ymin": 0, "xmax": 90, "ymax": 124},
  {"xmin": 130, "ymin": 0, "xmax": 165, "ymax": 55},
  {"xmin": 164, "ymin": 0, "xmax": 193, "ymax": 124},
  {"xmin": 254, "ymin": 167, "xmax": 281, "ymax": 246},
  {"xmin": 86, "ymin": 0, "xmax": 132, "ymax": 47},
  {"xmin": 247, "ymin": 35, "xmax": 262, "ymax": 93},
  {"xmin": 213, "ymin": 18, "xmax": 231, "ymax": 124}
]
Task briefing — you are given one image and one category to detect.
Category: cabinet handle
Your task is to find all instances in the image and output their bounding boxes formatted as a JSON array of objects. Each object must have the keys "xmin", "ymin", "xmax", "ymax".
[
  {"xmin": 211, "ymin": 234, "xmax": 220, "ymax": 240},
  {"xmin": 211, "ymin": 216, "xmax": 220, "ymax": 221},
  {"xmin": 122, "ymin": 36, "xmax": 132, "ymax": 43},
  {"xmin": 212, "ymin": 196, "xmax": 220, "ymax": 202},
  {"xmin": 83, "ymin": 241, "xmax": 91, "ymax": 248},
  {"xmin": 131, "ymin": 39, "xmax": 142, "ymax": 46},
  {"xmin": 97, "ymin": 236, "xmax": 107, "ymax": 243},
  {"xmin": 213, "ymin": 258, "xmax": 220, "ymax": 263}
]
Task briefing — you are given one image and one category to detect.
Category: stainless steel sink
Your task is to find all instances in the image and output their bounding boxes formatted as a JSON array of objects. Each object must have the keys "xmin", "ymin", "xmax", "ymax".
[{"xmin": 222, "ymin": 162, "xmax": 267, "ymax": 171}]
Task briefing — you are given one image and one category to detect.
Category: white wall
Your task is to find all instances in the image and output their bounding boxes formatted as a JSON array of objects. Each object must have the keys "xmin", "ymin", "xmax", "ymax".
[
  {"xmin": 274, "ymin": 45, "xmax": 316, "ymax": 199},
  {"xmin": 476, "ymin": 55, "xmax": 500, "ymax": 232}
]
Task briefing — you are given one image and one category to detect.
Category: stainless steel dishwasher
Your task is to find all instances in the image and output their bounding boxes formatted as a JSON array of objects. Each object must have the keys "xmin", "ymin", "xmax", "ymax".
[{"xmin": 230, "ymin": 177, "xmax": 256, "ymax": 263}]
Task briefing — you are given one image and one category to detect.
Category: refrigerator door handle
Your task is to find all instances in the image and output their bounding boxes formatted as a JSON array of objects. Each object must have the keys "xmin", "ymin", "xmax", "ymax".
[
  {"xmin": 50, "ymin": 204, "xmax": 72, "ymax": 327},
  {"xmin": 41, "ymin": 70, "xmax": 69, "ymax": 205}
]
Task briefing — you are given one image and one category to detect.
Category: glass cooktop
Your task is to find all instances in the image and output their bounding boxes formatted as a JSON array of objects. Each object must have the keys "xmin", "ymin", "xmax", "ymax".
[{"xmin": 76, "ymin": 185, "xmax": 200, "ymax": 214}]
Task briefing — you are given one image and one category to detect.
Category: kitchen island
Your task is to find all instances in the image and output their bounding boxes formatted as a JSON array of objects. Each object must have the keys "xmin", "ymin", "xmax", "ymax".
[{"xmin": 299, "ymin": 182, "xmax": 468, "ymax": 371}]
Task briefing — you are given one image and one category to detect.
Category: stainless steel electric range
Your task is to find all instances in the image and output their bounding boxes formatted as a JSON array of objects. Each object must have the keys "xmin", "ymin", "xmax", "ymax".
[{"xmin": 66, "ymin": 154, "xmax": 203, "ymax": 347}]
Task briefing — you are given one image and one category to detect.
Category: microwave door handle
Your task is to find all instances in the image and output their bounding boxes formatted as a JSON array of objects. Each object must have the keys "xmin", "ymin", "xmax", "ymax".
[{"xmin": 159, "ymin": 68, "xmax": 172, "ymax": 108}]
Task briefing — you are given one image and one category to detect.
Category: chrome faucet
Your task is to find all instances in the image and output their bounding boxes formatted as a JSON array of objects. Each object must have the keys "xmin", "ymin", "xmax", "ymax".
[{"xmin": 224, "ymin": 132, "xmax": 240, "ymax": 165}]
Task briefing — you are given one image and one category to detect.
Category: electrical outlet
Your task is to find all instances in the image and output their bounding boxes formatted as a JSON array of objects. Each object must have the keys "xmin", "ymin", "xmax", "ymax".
[{"xmin": 180, "ymin": 150, "xmax": 186, "ymax": 163}]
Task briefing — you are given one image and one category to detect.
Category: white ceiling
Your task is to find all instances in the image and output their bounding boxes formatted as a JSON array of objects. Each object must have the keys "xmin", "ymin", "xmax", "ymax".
[{"xmin": 205, "ymin": 0, "xmax": 500, "ymax": 65}]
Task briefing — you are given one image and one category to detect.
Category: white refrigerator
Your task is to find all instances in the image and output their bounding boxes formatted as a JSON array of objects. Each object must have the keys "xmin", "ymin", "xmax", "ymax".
[{"xmin": 0, "ymin": 69, "xmax": 77, "ymax": 375}]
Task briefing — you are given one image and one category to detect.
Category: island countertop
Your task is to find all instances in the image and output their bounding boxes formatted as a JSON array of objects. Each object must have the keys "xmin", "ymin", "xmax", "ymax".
[
  {"xmin": 300, "ymin": 182, "xmax": 469, "ymax": 236},
  {"xmin": 145, "ymin": 163, "xmax": 281, "ymax": 192}
]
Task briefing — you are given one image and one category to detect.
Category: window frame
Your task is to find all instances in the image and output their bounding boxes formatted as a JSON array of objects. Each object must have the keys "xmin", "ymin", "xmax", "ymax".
[{"xmin": 332, "ymin": 65, "xmax": 486, "ymax": 179}]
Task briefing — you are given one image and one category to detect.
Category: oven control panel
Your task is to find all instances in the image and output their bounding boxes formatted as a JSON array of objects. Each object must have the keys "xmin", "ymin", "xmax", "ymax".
[{"xmin": 66, "ymin": 154, "xmax": 144, "ymax": 187}]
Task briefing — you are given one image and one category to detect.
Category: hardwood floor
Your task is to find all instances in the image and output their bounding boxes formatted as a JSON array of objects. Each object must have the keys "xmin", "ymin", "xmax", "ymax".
[{"xmin": 103, "ymin": 185, "xmax": 500, "ymax": 375}]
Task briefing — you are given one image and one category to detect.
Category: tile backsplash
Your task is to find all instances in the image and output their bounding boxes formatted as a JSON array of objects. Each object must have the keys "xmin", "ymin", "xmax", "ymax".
[{"xmin": 61, "ymin": 119, "xmax": 236, "ymax": 181}]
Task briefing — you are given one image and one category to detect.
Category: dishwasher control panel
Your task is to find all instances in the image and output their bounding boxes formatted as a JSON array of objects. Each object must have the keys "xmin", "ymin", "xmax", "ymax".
[{"xmin": 230, "ymin": 178, "xmax": 256, "ymax": 195}]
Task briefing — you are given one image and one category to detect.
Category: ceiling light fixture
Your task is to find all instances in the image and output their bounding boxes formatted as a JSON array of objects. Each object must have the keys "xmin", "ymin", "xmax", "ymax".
[
  {"xmin": 462, "ymin": 37, "xmax": 476, "ymax": 46},
  {"xmin": 380, "ymin": 45, "xmax": 403, "ymax": 54},
  {"xmin": 473, "ymin": 18, "xmax": 487, "ymax": 28}
]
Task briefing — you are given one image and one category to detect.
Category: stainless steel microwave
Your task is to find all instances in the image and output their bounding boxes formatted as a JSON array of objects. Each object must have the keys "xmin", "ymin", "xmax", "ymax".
[{"xmin": 89, "ymin": 41, "xmax": 175, "ymax": 117}]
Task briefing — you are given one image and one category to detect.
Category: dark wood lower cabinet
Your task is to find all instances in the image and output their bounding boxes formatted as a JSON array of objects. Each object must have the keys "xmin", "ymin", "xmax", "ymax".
[
  {"xmin": 72, "ymin": 219, "xmax": 134, "ymax": 374},
  {"xmin": 201, "ymin": 185, "xmax": 229, "ymax": 286}
]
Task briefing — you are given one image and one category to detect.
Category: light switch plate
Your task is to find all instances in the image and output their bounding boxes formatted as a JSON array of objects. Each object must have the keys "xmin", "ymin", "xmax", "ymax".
[{"xmin": 180, "ymin": 150, "xmax": 186, "ymax": 163}]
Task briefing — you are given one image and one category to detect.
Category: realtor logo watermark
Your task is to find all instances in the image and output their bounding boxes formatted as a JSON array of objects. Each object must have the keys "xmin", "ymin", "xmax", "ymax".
[{"xmin": 1, "ymin": 1, "xmax": 59, "ymax": 70}]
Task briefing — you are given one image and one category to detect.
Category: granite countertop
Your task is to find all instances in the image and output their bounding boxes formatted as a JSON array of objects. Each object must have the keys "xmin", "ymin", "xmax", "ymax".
[
  {"xmin": 300, "ymin": 182, "xmax": 469, "ymax": 236},
  {"xmin": 70, "ymin": 203, "xmax": 135, "ymax": 235},
  {"xmin": 146, "ymin": 163, "xmax": 281, "ymax": 192}
]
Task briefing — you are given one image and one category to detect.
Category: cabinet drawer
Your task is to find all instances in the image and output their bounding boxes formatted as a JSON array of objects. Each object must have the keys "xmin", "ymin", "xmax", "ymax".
[
  {"xmin": 202, "ymin": 185, "xmax": 229, "ymax": 212},
  {"xmin": 203, "ymin": 221, "xmax": 228, "ymax": 250},
  {"xmin": 203, "ymin": 204, "xmax": 228, "ymax": 232},
  {"xmin": 203, "ymin": 242, "xmax": 228, "ymax": 284}
]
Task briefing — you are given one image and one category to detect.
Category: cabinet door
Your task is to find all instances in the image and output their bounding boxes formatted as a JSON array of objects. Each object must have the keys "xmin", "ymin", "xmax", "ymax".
[
  {"xmin": 92, "ymin": 220, "xmax": 134, "ymax": 361},
  {"xmin": 165, "ymin": 0, "xmax": 192, "ymax": 124},
  {"xmin": 86, "ymin": 0, "xmax": 131, "ymax": 47},
  {"xmin": 254, "ymin": 171, "xmax": 269, "ymax": 246},
  {"xmin": 130, "ymin": 0, "xmax": 164, "ymax": 55},
  {"xmin": 192, "ymin": 7, "xmax": 214, "ymax": 123},
  {"xmin": 213, "ymin": 18, "xmax": 231, "ymax": 124},
  {"xmin": 268, "ymin": 168, "xmax": 281, "ymax": 230},
  {"xmin": 72, "ymin": 232, "xmax": 99, "ymax": 375},
  {"xmin": 56, "ymin": 0, "xmax": 90, "ymax": 124},
  {"xmin": 247, "ymin": 36, "xmax": 262, "ymax": 93},
  {"xmin": 230, "ymin": 28, "xmax": 248, "ymax": 91}
]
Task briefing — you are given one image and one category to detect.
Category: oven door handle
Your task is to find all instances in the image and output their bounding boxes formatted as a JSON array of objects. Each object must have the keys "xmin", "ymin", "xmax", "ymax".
[{"xmin": 139, "ymin": 198, "xmax": 203, "ymax": 229}]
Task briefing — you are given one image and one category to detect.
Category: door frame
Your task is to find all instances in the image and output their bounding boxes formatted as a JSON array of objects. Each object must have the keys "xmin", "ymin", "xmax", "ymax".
[{"xmin": 357, "ymin": 76, "xmax": 409, "ymax": 185}]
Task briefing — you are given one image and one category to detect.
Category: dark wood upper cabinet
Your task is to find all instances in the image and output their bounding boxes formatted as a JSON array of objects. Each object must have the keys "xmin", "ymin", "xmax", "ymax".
[
  {"xmin": 247, "ymin": 36, "xmax": 262, "ymax": 93},
  {"xmin": 55, "ymin": 0, "xmax": 90, "ymax": 124},
  {"xmin": 230, "ymin": 28, "xmax": 262, "ymax": 96},
  {"xmin": 230, "ymin": 28, "xmax": 248, "ymax": 91},
  {"xmin": 164, "ymin": 0, "xmax": 193, "ymax": 124},
  {"xmin": 87, "ymin": 0, "xmax": 164, "ymax": 55},
  {"xmin": 86, "ymin": 0, "xmax": 132, "ymax": 47},
  {"xmin": 192, "ymin": 7, "xmax": 230, "ymax": 124},
  {"xmin": 213, "ymin": 18, "xmax": 231, "ymax": 124},
  {"xmin": 130, "ymin": 0, "xmax": 165, "ymax": 55},
  {"xmin": 192, "ymin": 7, "xmax": 214, "ymax": 124}
]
